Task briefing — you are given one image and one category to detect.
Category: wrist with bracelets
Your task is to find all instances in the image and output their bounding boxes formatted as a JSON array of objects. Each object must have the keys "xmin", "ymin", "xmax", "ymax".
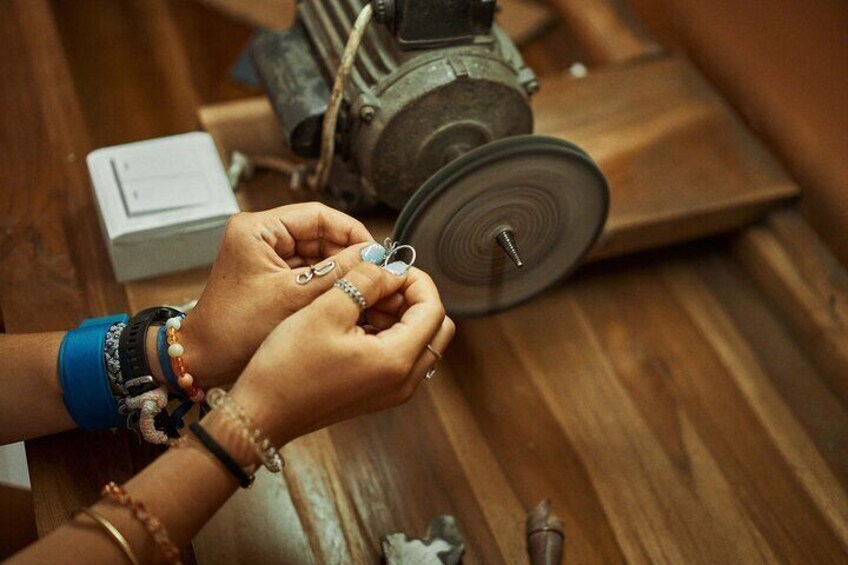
[
  {"xmin": 58, "ymin": 306, "xmax": 208, "ymax": 445},
  {"xmin": 169, "ymin": 388, "xmax": 283, "ymax": 488},
  {"xmin": 73, "ymin": 481, "xmax": 182, "ymax": 565}
]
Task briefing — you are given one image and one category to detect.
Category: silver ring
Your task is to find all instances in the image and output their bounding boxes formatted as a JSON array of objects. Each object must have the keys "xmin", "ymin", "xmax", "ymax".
[
  {"xmin": 296, "ymin": 261, "xmax": 337, "ymax": 285},
  {"xmin": 334, "ymin": 278, "xmax": 367, "ymax": 311},
  {"xmin": 426, "ymin": 344, "xmax": 442, "ymax": 361},
  {"xmin": 382, "ymin": 238, "xmax": 417, "ymax": 268}
]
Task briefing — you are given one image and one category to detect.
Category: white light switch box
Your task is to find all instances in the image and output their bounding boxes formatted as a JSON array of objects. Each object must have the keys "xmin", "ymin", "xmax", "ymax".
[{"xmin": 87, "ymin": 132, "xmax": 240, "ymax": 282}]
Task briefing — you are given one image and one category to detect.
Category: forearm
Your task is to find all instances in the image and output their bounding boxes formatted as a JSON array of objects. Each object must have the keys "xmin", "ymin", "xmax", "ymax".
[
  {"xmin": 7, "ymin": 409, "xmax": 247, "ymax": 564},
  {"xmin": 0, "ymin": 328, "xmax": 172, "ymax": 445},
  {"xmin": 0, "ymin": 333, "xmax": 74, "ymax": 443}
]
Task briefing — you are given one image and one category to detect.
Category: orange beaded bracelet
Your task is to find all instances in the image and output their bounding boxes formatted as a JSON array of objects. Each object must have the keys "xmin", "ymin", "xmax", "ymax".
[
  {"xmin": 101, "ymin": 482, "xmax": 182, "ymax": 564},
  {"xmin": 165, "ymin": 317, "xmax": 205, "ymax": 403}
]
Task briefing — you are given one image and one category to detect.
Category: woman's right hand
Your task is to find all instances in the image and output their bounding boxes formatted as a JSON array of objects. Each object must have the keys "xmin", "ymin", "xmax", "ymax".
[{"xmin": 227, "ymin": 261, "xmax": 455, "ymax": 447}]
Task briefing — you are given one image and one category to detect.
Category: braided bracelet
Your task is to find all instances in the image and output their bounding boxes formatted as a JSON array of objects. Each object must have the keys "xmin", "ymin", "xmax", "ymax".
[
  {"xmin": 101, "ymin": 482, "xmax": 182, "ymax": 564},
  {"xmin": 165, "ymin": 317, "xmax": 205, "ymax": 403},
  {"xmin": 207, "ymin": 388, "xmax": 284, "ymax": 473}
]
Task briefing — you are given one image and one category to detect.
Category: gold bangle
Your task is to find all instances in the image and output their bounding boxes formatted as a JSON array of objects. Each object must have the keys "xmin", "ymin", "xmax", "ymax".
[{"xmin": 76, "ymin": 507, "xmax": 140, "ymax": 565}]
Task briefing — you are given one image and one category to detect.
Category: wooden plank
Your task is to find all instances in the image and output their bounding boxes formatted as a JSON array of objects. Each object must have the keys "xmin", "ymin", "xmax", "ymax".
[
  {"xmin": 568, "ymin": 262, "xmax": 848, "ymax": 562},
  {"xmin": 627, "ymin": 0, "xmax": 848, "ymax": 268},
  {"xmin": 546, "ymin": 0, "xmax": 661, "ymax": 64},
  {"xmin": 486, "ymin": 287, "xmax": 779, "ymax": 563},
  {"xmin": 199, "ymin": 56, "xmax": 798, "ymax": 263},
  {"xmin": 663, "ymin": 261, "xmax": 848, "ymax": 541},
  {"xmin": 533, "ymin": 55, "xmax": 798, "ymax": 260},
  {"xmin": 191, "ymin": 0, "xmax": 296, "ymax": 30},
  {"xmin": 734, "ymin": 210, "xmax": 848, "ymax": 408},
  {"xmin": 0, "ymin": 0, "xmax": 141, "ymax": 536}
]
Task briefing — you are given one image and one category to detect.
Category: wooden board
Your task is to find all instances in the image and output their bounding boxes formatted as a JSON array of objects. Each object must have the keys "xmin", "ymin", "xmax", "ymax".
[
  {"xmin": 533, "ymin": 55, "xmax": 798, "ymax": 260},
  {"xmin": 199, "ymin": 55, "xmax": 798, "ymax": 263},
  {"xmin": 627, "ymin": 0, "xmax": 848, "ymax": 269},
  {"xmin": 6, "ymin": 1, "xmax": 847, "ymax": 563}
]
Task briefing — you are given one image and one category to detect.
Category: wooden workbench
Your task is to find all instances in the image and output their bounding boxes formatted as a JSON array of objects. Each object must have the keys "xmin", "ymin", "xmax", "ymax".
[{"xmin": 2, "ymin": 1, "xmax": 846, "ymax": 563}]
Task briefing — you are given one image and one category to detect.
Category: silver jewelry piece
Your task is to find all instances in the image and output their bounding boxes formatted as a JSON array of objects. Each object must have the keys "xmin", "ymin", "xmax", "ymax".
[
  {"xmin": 425, "ymin": 368, "xmax": 437, "ymax": 380},
  {"xmin": 124, "ymin": 376, "xmax": 155, "ymax": 390},
  {"xmin": 382, "ymin": 238, "xmax": 417, "ymax": 268},
  {"xmin": 426, "ymin": 344, "xmax": 442, "ymax": 361},
  {"xmin": 334, "ymin": 278, "xmax": 367, "ymax": 311},
  {"xmin": 296, "ymin": 260, "xmax": 337, "ymax": 285}
]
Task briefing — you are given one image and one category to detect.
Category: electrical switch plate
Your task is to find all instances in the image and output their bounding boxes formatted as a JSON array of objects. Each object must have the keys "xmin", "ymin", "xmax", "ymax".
[{"xmin": 87, "ymin": 132, "xmax": 240, "ymax": 281}]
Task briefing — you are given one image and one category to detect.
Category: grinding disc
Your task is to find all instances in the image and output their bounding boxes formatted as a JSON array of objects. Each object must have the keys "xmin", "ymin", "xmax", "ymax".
[{"xmin": 393, "ymin": 135, "xmax": 609, "ymax": 316}]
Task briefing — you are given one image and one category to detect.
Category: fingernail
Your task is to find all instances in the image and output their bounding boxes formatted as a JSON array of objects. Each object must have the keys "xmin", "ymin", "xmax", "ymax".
[
  {"xmin": 360, "ymin": 242, "xmax": 387, "ymax": 265},
  {"xmin": 384, "ymin": 260, "xmax": 409, "ymax": 276}
]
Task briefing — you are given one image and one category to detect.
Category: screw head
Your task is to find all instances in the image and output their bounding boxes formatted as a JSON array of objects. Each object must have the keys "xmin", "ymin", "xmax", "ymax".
[{"xmin": 360, "ymin": 106, "xmax": 376, "ymax": 122}]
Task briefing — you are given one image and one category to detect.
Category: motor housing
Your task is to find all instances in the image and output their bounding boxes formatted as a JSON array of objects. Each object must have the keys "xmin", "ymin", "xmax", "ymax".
[{"xmin": 252, "ymin": 0, "xmax": 537, "ymax": 210}]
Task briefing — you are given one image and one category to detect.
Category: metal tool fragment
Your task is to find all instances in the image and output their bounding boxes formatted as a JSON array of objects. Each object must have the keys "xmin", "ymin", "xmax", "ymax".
[
  {"xmin": 382, "ymin": 515, "xmax": 465, "ymax": 565},
  {"xmin": 526, "ymin": 499, "xmax": 564, "ymax": 565}
]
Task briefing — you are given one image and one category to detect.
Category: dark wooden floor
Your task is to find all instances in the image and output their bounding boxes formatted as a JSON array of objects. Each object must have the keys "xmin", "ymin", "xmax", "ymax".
[{"xmin": 1, "ymin": 1, "xmax": 846, "ymax": 563}]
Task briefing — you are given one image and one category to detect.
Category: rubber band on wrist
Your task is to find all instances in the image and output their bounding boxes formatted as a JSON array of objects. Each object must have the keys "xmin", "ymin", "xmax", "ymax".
[
  {"xmin": 187, "ymin": 422, "xmax": 255, "ymax": 488},
  {"xmin": 101, "ymin": 482, "xmax": 182, "ymax": 564},
  {"xmin": 165, "ymin": 317, "xmax": 205, "ymax": 403}
]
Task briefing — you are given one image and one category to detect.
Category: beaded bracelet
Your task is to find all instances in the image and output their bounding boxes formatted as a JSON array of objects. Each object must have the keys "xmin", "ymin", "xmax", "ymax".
[
  {"xmin": 206, "ymin": 388, "xmax": 284, "ymax": 473},
  {"xmin": 101, "ymin": 482, "xmax": 182, "ymax": 564},
  {"xmin": 164, "ymin": 317, "xmax": 205, "ymax": 403}
]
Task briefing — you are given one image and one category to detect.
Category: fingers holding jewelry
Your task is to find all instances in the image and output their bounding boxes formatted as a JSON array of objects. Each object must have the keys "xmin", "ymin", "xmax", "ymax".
[
  {"xmin": 376, "ymin": 268, "xmax": 445, "ymax": 359},
  {"xmin": 256, "ymin": 202, "xmax": 371, "ymax": 261},
  {"xmin": 316, "ymin": 261, "xmax": 409, "ymax": 325},
  {"xmin": 290, "ymin": 239, "xmax": 389, "ymax": 300}
]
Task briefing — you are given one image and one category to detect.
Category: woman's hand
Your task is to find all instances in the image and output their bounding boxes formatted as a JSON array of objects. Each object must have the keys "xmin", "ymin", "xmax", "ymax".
[
  {"xmin": 177, "ymin": 203, "xmax": 376, "ymax": 388},
  {"xmin": 228, "ymin": 261, "xmax": 455, "ymax": 447}
]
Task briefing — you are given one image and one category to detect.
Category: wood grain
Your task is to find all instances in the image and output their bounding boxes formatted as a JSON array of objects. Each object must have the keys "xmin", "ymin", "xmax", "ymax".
[
  {"xmin": 0, "ymin": 0, "xmax": 140, "ymax": 536},
  {"xmin": 5, "ymin": 1, "xmax": 848, "ymax": 563},
  {"xmin": 627, "ymin": 0, "xmax": 848, "ymax": 268},
  {"xmin": 547, "ymin": 0, "xmax": 661, "ymax": 64},
  {"xmin": 533, "ymin": 56, "xmax": 799, "ymax": 260},
  {"xmin": 734, "ymin": 210, "xmax": 848, "ymax": 408}
]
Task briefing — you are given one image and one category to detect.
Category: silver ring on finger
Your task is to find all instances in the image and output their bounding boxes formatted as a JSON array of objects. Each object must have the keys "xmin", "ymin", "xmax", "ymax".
[
  {"xmin": 425, "ymin": 344, "xmax": 442, "ymax": 380},
  {"xmin": 334, "ymin": 278, "xmax": 367, "ymax": 311},
  {"xmin": 426, "ymin": 344, "xmax": 442, "ymax": 361}
]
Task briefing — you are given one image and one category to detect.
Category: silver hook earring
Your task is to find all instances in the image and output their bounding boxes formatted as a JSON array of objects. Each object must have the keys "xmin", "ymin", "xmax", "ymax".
[
  {"xmin": 296, "ymin": 260, "xmax": 337, "ymax": 285},
  {"xmin": 381, "ymin": 238, "xmax": 417, "ymax": 267}
]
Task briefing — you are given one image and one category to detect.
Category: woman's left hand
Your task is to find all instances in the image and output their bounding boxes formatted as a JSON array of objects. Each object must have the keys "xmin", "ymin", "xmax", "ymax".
[{"xmin": 175, "ymin": 202, "xmax": 374, "ymax": 388}]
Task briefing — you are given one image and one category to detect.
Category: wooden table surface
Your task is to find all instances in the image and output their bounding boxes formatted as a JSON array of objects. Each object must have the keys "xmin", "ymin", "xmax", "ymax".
[{"xmin": 2, "ymin": 1, "xmax": 846, "ymax": 563}]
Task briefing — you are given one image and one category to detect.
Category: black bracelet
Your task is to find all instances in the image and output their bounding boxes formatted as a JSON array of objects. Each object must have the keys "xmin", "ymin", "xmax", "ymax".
[
  {"xmin": 119, "ymin": 306, "xmax": 183, "ymax": 396},
  {"xmin": 189, "ymin": 422, "xmax": 254, "ymax": 489}
]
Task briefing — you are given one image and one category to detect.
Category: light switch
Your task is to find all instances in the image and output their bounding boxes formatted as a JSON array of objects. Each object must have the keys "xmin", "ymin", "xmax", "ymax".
[
  {"xmin": 87, "ymin": 132, "xmax": 240, "ymax": 281},
  {"xmin": 111, "ymin": 140, "xmax": 211, "ymax": 216}
]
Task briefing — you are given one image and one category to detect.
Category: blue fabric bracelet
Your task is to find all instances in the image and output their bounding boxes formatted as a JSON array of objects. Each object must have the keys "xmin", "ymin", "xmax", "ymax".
[
  {"xmin": 157, "ymin": 323, "xmax": 183, "ymax": 394},
  {"xmin": 59, "ymin": 314, "xmax": 129, "ymax": 430}
]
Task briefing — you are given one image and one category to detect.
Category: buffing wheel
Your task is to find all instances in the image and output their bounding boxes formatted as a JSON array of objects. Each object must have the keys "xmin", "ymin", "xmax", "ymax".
[{"xmin": 393, "ymin": 135, "xmax": 609, "ymax": 316}]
